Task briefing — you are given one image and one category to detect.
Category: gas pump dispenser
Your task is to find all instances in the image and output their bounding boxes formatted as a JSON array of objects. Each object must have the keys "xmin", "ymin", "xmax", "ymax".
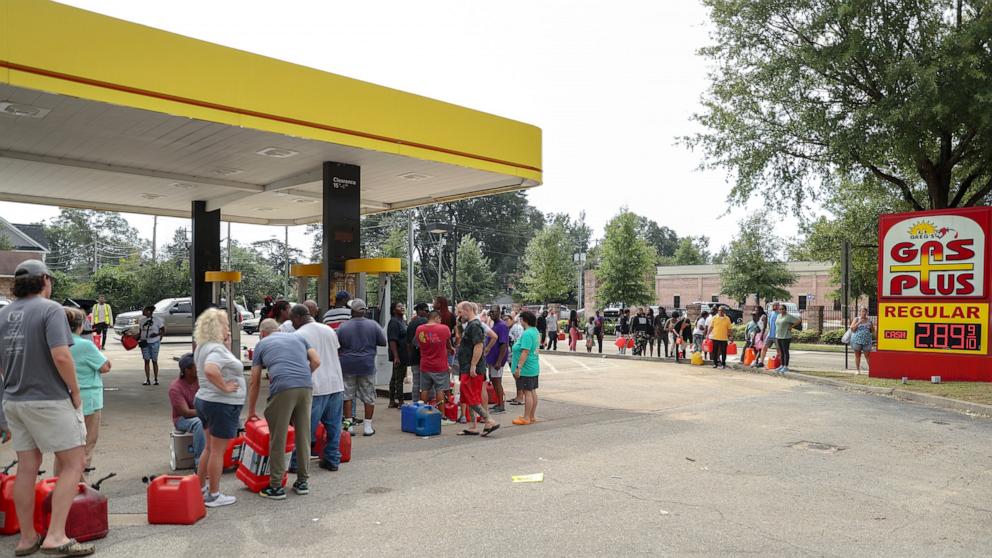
[
  {"xmin": 204, "ymin": 271, "xmax": 243, "ymax": 359},
  {"xmin": 344, "ymin": 258, "xmax": 402, "ymax": 387},
  {"xmin": 289, "ymin": 263, "xmax": 322, "ymax": 303}
]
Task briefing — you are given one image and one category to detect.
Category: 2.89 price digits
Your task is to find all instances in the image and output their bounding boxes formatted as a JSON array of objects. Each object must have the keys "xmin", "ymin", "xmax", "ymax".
[{"xmin": 914, "ymin": 323, "xmax": 981, "ymax": 351}]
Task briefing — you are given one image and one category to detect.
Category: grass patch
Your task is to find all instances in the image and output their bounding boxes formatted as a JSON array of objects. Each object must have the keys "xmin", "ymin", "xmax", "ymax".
[
  {"xmin": 800, "ymin": 370, "xmax": 992, "ymax": 406},
  {"xmin": 791, "ymin": 343, "xmax": 845, "ymax": 353}
]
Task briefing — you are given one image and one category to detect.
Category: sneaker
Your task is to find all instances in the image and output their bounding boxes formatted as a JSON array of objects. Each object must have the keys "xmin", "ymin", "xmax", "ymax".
[
  {"xmin": 319, "ymin": 460, "xmax": 339, "ymax": 472},
  {"xmin": 292, "ymin": 480, "xmax": 309, "ymax": 495},
  {"xmin": 259, "ymin": 486, "xmax": 286, "ymax": 500},
  {"xmin": 457, "ymin": 416, "xmax": 467, "ymax": 424},
  {"xmin": 441, "ymin": 418, "xmax": 456, "ymax": 426},
  {"xmin": 351, "ymin": 418, "xmax": 364, "ymax": 425},
  {"xmin": 490, "ymin": 405, "xmax": 506, "ymax": 414},
  {"xmin": 204, "ymin": 492, "xmax": 236, "ymax": 507}
]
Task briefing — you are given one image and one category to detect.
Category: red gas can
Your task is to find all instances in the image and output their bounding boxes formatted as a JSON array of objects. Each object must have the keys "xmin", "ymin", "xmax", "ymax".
[
  {"xmin": 767, "ymin": 355, "xmax": 781, "ymax": 369},
  {"xmin": 147, "ymin": 475, "xmax": 205, "ymax": 525},
  {"xmin": 314, "ymin": 424, "xmax": 351, "ymax": 464},
  {"xmin": 236, "ymin": 420, "xmax": 295, "ymax": 493},
  {"xmin": 0, "ymin": 460, "xmax": 18, "ymax": 535},
  {"xmin": 32, "ymin": 478, "xmax": 57, "ymax": 535},
  {"xmin": 485, "ymin": 381, "xmax": 498, "ymax": 406},
  {"xmin": 223, "ymin": 430, "xmax": 245, "ymax": 471},
  {"xmin": 41, "ymin": 484, "xmax": 108, "ymax": 542},
  {"xmin": 442, "ymin": 400, "xmax": 458, "ymax": 422},
  {"xmin": 339, "ymin": 431, "xmax": 351, "ymax": 464}
]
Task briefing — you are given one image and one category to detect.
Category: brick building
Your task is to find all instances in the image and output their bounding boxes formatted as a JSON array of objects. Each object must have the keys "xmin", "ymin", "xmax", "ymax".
[
  {"xmin": 0, "ymin": 217, "xmax": 49, "ymax": 299},
  {"xmin": 584, "ymin": 261, "xmax": 840, "ymax": 314}
]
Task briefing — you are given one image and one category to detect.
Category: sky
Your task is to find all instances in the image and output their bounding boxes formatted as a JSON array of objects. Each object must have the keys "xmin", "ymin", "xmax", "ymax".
[{"xmin": 1, "ymin": 0, "xmax": 803, "ymax": 257}]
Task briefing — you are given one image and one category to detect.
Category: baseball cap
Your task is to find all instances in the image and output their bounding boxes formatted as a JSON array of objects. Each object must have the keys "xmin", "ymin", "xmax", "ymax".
[
  {"xmin": 14, "ymin": 259, "xmax": 50, "ymax": 278},
  {"xmin": 336, "ymin": 290, "xmax": 351, "ymax": 301},
  {"xmin": 350, "ymin": 298, "xmax": 367, "ymax": 311},
  {"xmin": 178, "ymin": 352, "xmax": 195, "ymax": 374}
]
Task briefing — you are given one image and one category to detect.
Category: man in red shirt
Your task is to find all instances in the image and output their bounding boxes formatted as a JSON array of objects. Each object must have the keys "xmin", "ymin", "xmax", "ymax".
[
  {"xmin": 169, "ymin": 353, "xmax": 204, "ymax": 467},
  {"xmin": 416, "ymin": 311, "xmax": 453, "ymax": 405}
]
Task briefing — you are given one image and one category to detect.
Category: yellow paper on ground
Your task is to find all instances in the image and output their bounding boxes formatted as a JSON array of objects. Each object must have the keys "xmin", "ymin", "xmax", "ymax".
[{"xmin": 512, "ymin": 473, "xmax": 544, "ymax": 483}]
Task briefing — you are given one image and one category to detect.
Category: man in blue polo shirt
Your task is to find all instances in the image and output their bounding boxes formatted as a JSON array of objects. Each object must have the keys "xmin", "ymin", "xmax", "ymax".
[{"xmin": 247, "ymin": 315, "xmax": 320, "ymax": 500}]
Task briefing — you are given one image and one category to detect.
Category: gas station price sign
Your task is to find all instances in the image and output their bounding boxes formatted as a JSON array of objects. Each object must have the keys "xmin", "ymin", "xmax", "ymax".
[
  {"xmin": 877, "ymin": 302, "xmax": 988, "ymax": 355},
  {"xmin": 873, "ymin": 207, "xmax": 992, "ymax": 382}
]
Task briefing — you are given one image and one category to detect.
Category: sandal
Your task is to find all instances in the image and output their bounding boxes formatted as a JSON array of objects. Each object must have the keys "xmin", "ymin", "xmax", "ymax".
[
  {"xmin": 508, "ymin": 400, "xmax": 524, "ymax": 406},
  {"xmin": 15, "ymin": 535, "xmax": 42, "ymax": 556},
  {"xmin": 40, "ymin": 538, "xmax": 94, "ymax": 556},
  {"xmin": 512, "ymin": 418, "xmax": 532, "ymax": 425},
  {"xmin": 457, "ymin": 430, "xmax": 479, "ymax": 436},
  {"xmin": 481, "ymin": 424, "xmax": 501, "ymax": 437}
]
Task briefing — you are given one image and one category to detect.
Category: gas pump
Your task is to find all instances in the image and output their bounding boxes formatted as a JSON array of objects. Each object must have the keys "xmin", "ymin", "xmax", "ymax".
[
  {"xmin": 204, "ymin": 271, "xmax": 242, "ymax": 359},
  {"xmin": 289, "ymin": 263, "xmax": 321, "ymax": 303},
  {"xmin": 344, "ymin": 258, "xmax": 402, "ymax": 387}
]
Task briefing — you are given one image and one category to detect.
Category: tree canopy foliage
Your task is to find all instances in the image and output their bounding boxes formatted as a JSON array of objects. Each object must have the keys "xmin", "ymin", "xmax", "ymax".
[
  {"xmin": 720, "ymin": 213, "xmax": 797, "ymax": 305},
  {"xmin": 519, "ymin": 224, "xmax": 576, "ymax": 303},
  {"xmin": 689, "ymin": 0, "xmax": 992, "ymax": 211},
  {"xmin": 597, "ymin": 211, "xmax": 657, "ymax": 306}
]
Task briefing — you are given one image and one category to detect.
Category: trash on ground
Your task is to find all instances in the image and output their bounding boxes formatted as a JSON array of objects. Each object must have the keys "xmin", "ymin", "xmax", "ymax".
[
  {"xmin": 685, "ymin": 457, "xmax": 696, "ymax": 462},
  {"xmin": 512, "ymin": 473, "xmax": 545, "ymax": 483},
  {"xmin": 660, "ymin": 510, "xmax": 670, "ymax": 515}
]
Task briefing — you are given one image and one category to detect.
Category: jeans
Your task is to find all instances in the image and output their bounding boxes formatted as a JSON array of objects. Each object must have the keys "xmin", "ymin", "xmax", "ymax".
[
  {"xmin": 712, "ymin": 339, "xmax": 728, "ymax": 366},
  {"xmin": 292, "ymin": 392, "xmax": 344, "ymax": 468},
  {"xmin": 175, "ymin": 416, "xmax": 206, "ymax": 467},
  {"xmin": 777, "ymin": 338, "xmax": 792, "ymax": 366}
]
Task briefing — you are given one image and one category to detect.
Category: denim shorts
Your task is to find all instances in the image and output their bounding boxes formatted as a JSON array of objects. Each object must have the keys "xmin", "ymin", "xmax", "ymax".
[
  {"xmin": 141, "ymin": 341, "xmax": 161, "ymax": 361},
  {"xmin": 194, "ymin": 397, "xmax": 242, "ymax": 439},
  {"xmin": 850, "ymin": 342, "xmax": 873, "ymax": 353}
]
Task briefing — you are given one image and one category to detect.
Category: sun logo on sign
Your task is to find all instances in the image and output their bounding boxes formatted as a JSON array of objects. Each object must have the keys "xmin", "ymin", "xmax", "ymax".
[{"xmin": 908, "ymin": 221, "xmax": 936, "ymax": 236}]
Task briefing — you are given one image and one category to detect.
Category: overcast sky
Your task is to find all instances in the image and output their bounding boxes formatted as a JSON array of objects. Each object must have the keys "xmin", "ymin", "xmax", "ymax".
[{"xmin": 2, "ymin": 0, "xmax": 803, "ymax": 256}]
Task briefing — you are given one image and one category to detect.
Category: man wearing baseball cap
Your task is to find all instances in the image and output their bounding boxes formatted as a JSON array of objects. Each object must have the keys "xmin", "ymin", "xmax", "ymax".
[
  {"xmin": 0, "ymin": 260, "xmax": 94, "ymax": 556},
  {"xmin": 336, "ymin": 298, "xmax": 386, "ymax": 436},
  {"xmin": 170, "ymin": 353, "xmax": 204, "ymax": 468},
  {"xmin": 322, "ymin": 291, "xmax": 353, "ymax": 329}
]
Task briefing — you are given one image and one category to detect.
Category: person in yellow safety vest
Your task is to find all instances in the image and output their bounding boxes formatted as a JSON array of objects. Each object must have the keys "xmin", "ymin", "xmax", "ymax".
[{"xmin": 92, "ymin": 295, "xmax": 113, "ymax": 351}]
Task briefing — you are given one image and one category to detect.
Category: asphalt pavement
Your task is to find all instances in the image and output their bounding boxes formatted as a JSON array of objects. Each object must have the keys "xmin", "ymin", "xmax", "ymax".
[{"xmin": 1, "ymin": 343, "xmax": 989, "ymax": 557}]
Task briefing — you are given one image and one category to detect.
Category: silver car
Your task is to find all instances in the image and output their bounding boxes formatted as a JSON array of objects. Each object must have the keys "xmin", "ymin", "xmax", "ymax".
[{"xmin": 115, "ymin": 298, "xmax": 193, "ymax": 336}]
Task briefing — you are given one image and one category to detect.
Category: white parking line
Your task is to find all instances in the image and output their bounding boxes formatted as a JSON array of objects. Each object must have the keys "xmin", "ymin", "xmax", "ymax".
[{"xmin": 569, "ymin": 358, "xmax": 591, "ymax": 370}]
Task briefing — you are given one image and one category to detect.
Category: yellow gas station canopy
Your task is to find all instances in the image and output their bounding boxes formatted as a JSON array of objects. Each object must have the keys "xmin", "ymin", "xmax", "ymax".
[{"xmin": 0, "ymin": 0, "xmax": 542, "ymax": 224}]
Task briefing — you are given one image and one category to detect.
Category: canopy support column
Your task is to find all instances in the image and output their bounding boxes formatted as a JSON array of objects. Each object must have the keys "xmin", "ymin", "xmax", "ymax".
[
  {"xmin": 191, "ymin": 200, "xmax": 221, "ymax": 319},
  {"xmin": 319, "ymin": 161, "xmax": 361, "ymax": 312}
]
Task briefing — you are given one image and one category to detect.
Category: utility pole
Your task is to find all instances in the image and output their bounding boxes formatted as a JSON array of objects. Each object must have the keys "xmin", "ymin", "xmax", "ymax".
[
  {"xmin": 92, "ymin": 237, "xmax": 98, "ymax": 273},
  {"xmin": 151, "ymin": 215, "xmax": 158, "ymax": 262},
  {"xmin": 407, "ymin": 215, "xmax": 414, "ymax": 309},
  {"xmin": 841, "ymin": 240, "xmax": 850, "ymax": 370}
]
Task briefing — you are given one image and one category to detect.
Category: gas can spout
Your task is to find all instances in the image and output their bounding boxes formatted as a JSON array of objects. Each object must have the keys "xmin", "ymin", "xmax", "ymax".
[
  {"xmin": 91, "ymin": 472, "xmax": 117, "ymax": 491},
  {"xmin": 1, "ymin": 460, "xmax": 16, "ymax": 475}
]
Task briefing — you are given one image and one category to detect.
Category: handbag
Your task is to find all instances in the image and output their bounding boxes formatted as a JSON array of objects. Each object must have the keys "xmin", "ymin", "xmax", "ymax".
[{"xmin": 841, "ymin": 329, "xmax": 852, "ymax": 344}]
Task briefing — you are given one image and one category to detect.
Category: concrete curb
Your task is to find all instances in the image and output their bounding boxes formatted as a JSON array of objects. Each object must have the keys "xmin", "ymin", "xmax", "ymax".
[{"xmin": 553, "ymin": 349, "xmax": 992, "ymax": 418}]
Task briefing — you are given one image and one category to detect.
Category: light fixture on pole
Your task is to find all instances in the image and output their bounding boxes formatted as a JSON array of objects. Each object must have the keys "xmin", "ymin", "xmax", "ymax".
[{"xmin": 425, "ymin": 223, "xmax": 452, "ymax": 294}]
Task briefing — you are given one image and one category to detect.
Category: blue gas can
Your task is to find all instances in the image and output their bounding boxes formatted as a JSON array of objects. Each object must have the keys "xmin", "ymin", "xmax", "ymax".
[
  {"xmin": 401, "ymin": 402, "xmax": 425, "ymax": 433},
  {"xmin": 414, "ymin": 405, "xmax": 442, "ymax": 437}
]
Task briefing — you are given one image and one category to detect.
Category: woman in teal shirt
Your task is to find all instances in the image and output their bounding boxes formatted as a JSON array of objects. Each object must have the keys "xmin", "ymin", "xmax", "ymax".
[
  {"xmin": 511, "ymin": 311, "xmax": 541, "ymax": 426},
  {"xmin": 65, "ymin": 307, "xmax": 111, "ymax": 476}
]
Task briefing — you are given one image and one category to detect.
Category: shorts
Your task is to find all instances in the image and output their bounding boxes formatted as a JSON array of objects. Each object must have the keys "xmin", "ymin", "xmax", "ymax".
[
  {"xmin": 517, "ymin": 375, "xmax": 539, "ymax": 391},
  {"xmin": 851, "ymin": 342, "xmax": 873, "ymax": 353},
  {"xmin": 487, "ymin": 364, "xmax": 504, "ymax": 379},
  {"xmin": 459, "ymin": 373, "xmax": 485, "ymax": 407},
  {"xmin": 420, "ymin": 371, "xmax": 450, "ymax": 394},
  {"xmin": 3, "ymin": 399, "xmax": 87, "ymax": 453},
  {"xmin": 344, "ymin": 375, "xmax": 377, "ymax": 405},
  {"xmin": 194, "ymin": 398, "xmax": 243, "ymax": 439},
  {"xmin": 411, "ymin": 365, "xmax": 421, "ymax": 394},
  {"xmin": 141, "ymin": 341, "xmax": 161, "ymax": 361}
]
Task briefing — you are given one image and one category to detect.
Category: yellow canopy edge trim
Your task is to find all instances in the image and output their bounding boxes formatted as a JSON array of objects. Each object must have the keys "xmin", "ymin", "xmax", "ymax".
[
  {"xmin": 204, "ymin": 271, "xmax": 243, "ymax": 283},
  {"xmin": 290, "ymin": 263, "xmax": 323, "ymax": 278}
]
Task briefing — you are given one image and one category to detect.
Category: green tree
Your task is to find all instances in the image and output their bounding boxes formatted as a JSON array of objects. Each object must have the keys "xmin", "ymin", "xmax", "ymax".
[
  {"xmin": 635, "ymin": 216, "xmax": 680, "ymax": 262},
  {"xmin": 452, "ymin": 235, "xmax": 495, "ymax": 302},
  {"xmin": 720, "ymin": 214, "xmax": 796, "ymax": 306},
  {"xmin": 226, "ymin": 242, "xmax": 286, "ymax": 309},
  {"xmin": 0, "ymin": 235, "xmax": 13, "ymax": 251},
  {"xmin": 161, "ymin": 227, "xmax": 190, "ymax": 264},
  {"xmin": 519, "ymin": 224, "xmax": 575, "ymax": 303},
  {"xmin": 597, "ymin": 211, "xmax": 656, "ymax": 306},
  {"xmin": 44, "ymin": 209, "xmax": 144, "ymax": 276},
  {"xmin": 688, "ymin": 0, "xmax": 992, "ymax": 211},
  {"xmin": 789, "ymin": 181, "xmax": 902, "ymax": 301},
  {"xmin": 665, "ymin": 236, "xmax": 711, "ymax": 265}
]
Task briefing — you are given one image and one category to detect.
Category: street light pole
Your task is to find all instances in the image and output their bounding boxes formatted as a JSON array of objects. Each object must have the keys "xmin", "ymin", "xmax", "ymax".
[{"xmin": 574, "ymin": 252, "xmax": 586, "ymax": 312}]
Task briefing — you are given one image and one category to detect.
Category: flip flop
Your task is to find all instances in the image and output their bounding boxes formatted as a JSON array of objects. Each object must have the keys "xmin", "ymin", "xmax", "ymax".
[
  {"xmin": 512, "ymin": 418, "xmax": 532, "ymax": 425},
  {"xmin": 457, "ymin": 430, "xmax": 479, "ymax": 436},
  {"xmin": 481, "ymin": 424, "xmax": 501, "ymax": 437},
  {"xmin": 40, "ymin": 538, "xmax": 94, "ymax": 556},
  {"xmin": 15, "ymin": 535, "xmax": 42, "ymax": 556}
]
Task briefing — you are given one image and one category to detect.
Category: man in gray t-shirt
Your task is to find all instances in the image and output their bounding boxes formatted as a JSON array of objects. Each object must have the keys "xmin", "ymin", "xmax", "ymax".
[
  {"xmin": 246, "ymin": 315, "xmax": 319, "ymax": 499},
  {"xmin": 0, "ymin": 260, "xmax": 94, "ymax": 555},
  {"xmin": 336, "ymin": 299, "xmax": 386, "ymax": 437}
]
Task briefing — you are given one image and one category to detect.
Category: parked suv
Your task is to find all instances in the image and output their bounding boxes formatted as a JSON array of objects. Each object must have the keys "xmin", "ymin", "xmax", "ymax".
[{"xmin": 691, "ymin": 302, "xmax": 744, "ymax": 324}]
